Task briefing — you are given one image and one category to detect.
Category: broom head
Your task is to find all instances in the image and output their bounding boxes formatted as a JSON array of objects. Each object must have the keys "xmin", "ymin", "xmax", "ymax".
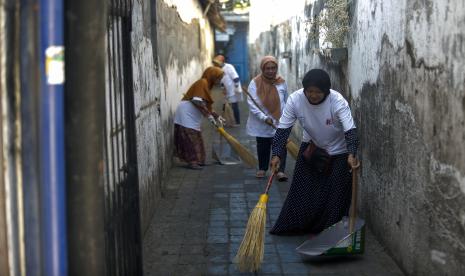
[
  {"xmin": 286, "ymin": 140, "xmax": 299, "ymax": 159},
  {"xmin": 217, "ymin": 127, "xmax": 258, "ymax": 168},
  {"xmin": 235, "ymin": 194, "xmax": 268, "ymax": 272}
]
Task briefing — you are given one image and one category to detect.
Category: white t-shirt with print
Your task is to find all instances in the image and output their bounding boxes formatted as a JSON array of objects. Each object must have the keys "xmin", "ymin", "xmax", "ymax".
[{"xmin": 279, "ymin": 89, "xmax": 355, "ymax": 155}]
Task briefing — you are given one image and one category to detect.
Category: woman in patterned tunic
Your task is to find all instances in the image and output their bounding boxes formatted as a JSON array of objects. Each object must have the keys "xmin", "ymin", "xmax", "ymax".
[
  {"xmin": 269, "ymin": 69, "xmax": 359, "ymax": 235},
  {"xmin": 174, "ymin": 66, "xmax": 224, "ymax": 170}
]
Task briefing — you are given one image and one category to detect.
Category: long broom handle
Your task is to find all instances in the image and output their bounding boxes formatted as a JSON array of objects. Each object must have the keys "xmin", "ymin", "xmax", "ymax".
[
  {"xmin": 264, "ymin": 172, "xmax": 276, "ymax": 194},
  {"xmin": 349, "ymin": 161, "xmax": 361, "ymax": 233}
]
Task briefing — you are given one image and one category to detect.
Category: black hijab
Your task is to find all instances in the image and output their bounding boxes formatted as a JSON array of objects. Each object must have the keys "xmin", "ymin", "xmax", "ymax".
[{"xmin": 302, "ymin": 69, "xmax": 331, "ymax": 105}]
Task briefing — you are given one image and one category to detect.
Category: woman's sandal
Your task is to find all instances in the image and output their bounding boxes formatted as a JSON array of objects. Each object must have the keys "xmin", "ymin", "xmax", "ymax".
[
  {"xmin": 255, "ymin": 170, "xmax": 266, "ymax": 178},
  {"xmin": 277, "ymin": 172, "xmax": 288, "ymax": 182},
  {"xmin": 188, "ymin": 163, "xmax": 203, "ymax": 170}
]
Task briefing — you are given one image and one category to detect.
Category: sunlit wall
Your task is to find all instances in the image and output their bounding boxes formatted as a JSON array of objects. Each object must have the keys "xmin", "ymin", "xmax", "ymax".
[{"xmin": 249, "ymin": 0, "xmax": 304, "ymax": 43}]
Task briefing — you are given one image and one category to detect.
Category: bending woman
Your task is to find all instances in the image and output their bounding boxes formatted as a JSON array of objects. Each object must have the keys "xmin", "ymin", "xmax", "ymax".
[
  {"xmin": 174, "ymin": 66, "xmax": 224, "ymax": 170},
  {"xmin": 269, "ymin": 69, "xmax": 359, "ymax": 235}
]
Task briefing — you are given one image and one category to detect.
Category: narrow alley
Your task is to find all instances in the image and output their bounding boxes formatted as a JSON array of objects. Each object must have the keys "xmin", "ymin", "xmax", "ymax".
[{"xmin": 142, "ymin": 98, "xmax": 405, "ymax": 275}]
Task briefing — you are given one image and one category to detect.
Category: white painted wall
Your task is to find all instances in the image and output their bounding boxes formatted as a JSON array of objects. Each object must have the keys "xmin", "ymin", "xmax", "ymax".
[
  {"xmin": 249, "ymin": 0, "xmax": 305, "ymax": 42},
  {"xmin": 132, "ymin": 0, "xmax": 215, "ymax": 232},
  {"xmin": 162, "ymin": 0, "xmax": 205, "ymax": 23}
]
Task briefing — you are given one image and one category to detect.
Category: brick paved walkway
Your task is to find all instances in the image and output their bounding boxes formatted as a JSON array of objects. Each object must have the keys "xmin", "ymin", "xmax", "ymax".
[{"xmin": 143, "ymin": 96, "xmax": 405, "ymax": 276}]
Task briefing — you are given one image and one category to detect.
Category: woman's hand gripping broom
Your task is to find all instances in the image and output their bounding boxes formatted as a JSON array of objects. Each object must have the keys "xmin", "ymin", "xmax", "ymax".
[
  {"xmin": 208, "ymin": 114, "xmax": 258, "ymax": 168},
  {"xmin": 242, "ymin": 86, "xmax": 300, "ymax": 159},
  {"xmin": 235, "ymin": 172, "xmax": 276, "ymax": 272}
]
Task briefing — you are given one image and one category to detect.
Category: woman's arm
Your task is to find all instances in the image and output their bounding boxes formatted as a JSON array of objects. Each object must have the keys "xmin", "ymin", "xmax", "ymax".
[
  {"xmin": 191, "ymin": 97, "xmax": 210, "ymax": 117},
  {"xmin": 191, "ymin": 97, "xmax": 222, "ymax": 125},
  {"xmin": 277, "ymin": 93, "xmax": 297, "ymax": 129},
  {"xmin": 345, "ymin": 128, "xmax": 359, "ymax": 167},
  {"xmin": 272, "ymin": 127, "xmax": 292, "ymax": 158},
  {"xmin": 246, "ymin": 81, "xmax": 269, "ymax": 121},
  {"xmin": 344, "ymin": 128, "xmax": 359, "ymax": 156},
  {"xmin": 270, "ymin": 94, "xmax": 298, "ymax": 168},
  {"xmin": 333, "ymin": 96, "xmax": 359, "ymax": 166},
  {"xmin": 334, "ymin": 96, "xmax": 356, "ymax": 132},
  {"xmin": 270, "ymin": 127, "xmax": 292, "ymax": 172}
]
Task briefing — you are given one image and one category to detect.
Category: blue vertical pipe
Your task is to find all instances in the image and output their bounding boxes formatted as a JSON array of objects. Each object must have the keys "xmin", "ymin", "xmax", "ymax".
[{"xmin": 39, "ymin": 0, "xmax": 67, "ymax": 275}]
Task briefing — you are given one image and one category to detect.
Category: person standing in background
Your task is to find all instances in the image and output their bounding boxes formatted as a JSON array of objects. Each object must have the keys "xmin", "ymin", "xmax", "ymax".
[
  {"xmin": 212, "ymin": 55, "xmax": 243, "ymax": 126},
  {"xmin": 246, "ymin": 56, "xmax": 288, "ymax": 181}
]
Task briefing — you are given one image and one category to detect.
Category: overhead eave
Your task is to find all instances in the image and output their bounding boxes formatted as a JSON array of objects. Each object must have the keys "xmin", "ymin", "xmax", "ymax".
[{"xmin": 200, "ymin": 0, "xmax": 227, "ymax": 32}]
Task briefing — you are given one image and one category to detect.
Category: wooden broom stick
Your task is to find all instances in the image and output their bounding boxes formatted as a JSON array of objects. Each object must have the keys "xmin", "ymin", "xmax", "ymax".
[{"xmin": 349, "ymin": 161, "xmax": 361, "ymax": 233}]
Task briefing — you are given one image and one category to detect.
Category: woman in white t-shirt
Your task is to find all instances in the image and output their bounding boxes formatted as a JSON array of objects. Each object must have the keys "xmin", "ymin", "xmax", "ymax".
[
  {"xmin": 174, "ymin": 66, "xmax": 224, "ymax": 170},
  {"xmin": 246, "ymin": 56, "xmax": 289, "ymax": 181},
  {"xmin": 269, "ymin": 69, "xmax": 359, "ymax": 235}
]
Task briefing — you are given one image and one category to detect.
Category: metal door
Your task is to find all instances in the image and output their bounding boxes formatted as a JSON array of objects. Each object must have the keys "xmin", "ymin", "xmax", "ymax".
[
  {"xmin": 226, "ymin": 22, "xmax": 249, "ymax": 83},
  {"xmin": 104, "ymin": 0, "xmax": 142, "ymax": 275}
]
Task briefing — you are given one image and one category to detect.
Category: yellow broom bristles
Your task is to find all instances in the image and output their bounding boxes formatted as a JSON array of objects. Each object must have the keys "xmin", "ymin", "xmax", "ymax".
[
  {"xmin": 286, "ymin": 140, "xmax": 300, "ymax": 159},
  {"xmin": 217, "ymin": 127, "xmax": 258, "ymax": 168},
  {"xmin": 235, "ymin": 194, "xmax": 269, "ymax": 272}
]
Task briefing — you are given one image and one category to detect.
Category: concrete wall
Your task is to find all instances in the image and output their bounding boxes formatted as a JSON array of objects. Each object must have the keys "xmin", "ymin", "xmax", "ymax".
[
  {"xmin": 249, "ymin": 0, "xmax": 465, "ymax": 275},
  {"xmin": 131, "ymin": 0, "xmax": 215, "ymax": 233}
]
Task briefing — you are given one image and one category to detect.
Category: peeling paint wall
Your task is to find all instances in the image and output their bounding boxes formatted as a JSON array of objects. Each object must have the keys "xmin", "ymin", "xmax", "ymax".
[
  {"xmin": 249, "ymin": 0, "xmax": 465, "ymax": 275},
  {"xmin": 131, "ymin": 0, "xmax": 214, "ymax": 232},
  {"xmin": 351, "ymin": 1, "xmax": 465, "ymax": 275}
]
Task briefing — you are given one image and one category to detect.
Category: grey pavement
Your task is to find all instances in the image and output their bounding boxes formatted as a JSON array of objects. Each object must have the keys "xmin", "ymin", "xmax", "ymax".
[{"xmin": 143, "ymin": 94, "xmax": 405, "ymax": 276}]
